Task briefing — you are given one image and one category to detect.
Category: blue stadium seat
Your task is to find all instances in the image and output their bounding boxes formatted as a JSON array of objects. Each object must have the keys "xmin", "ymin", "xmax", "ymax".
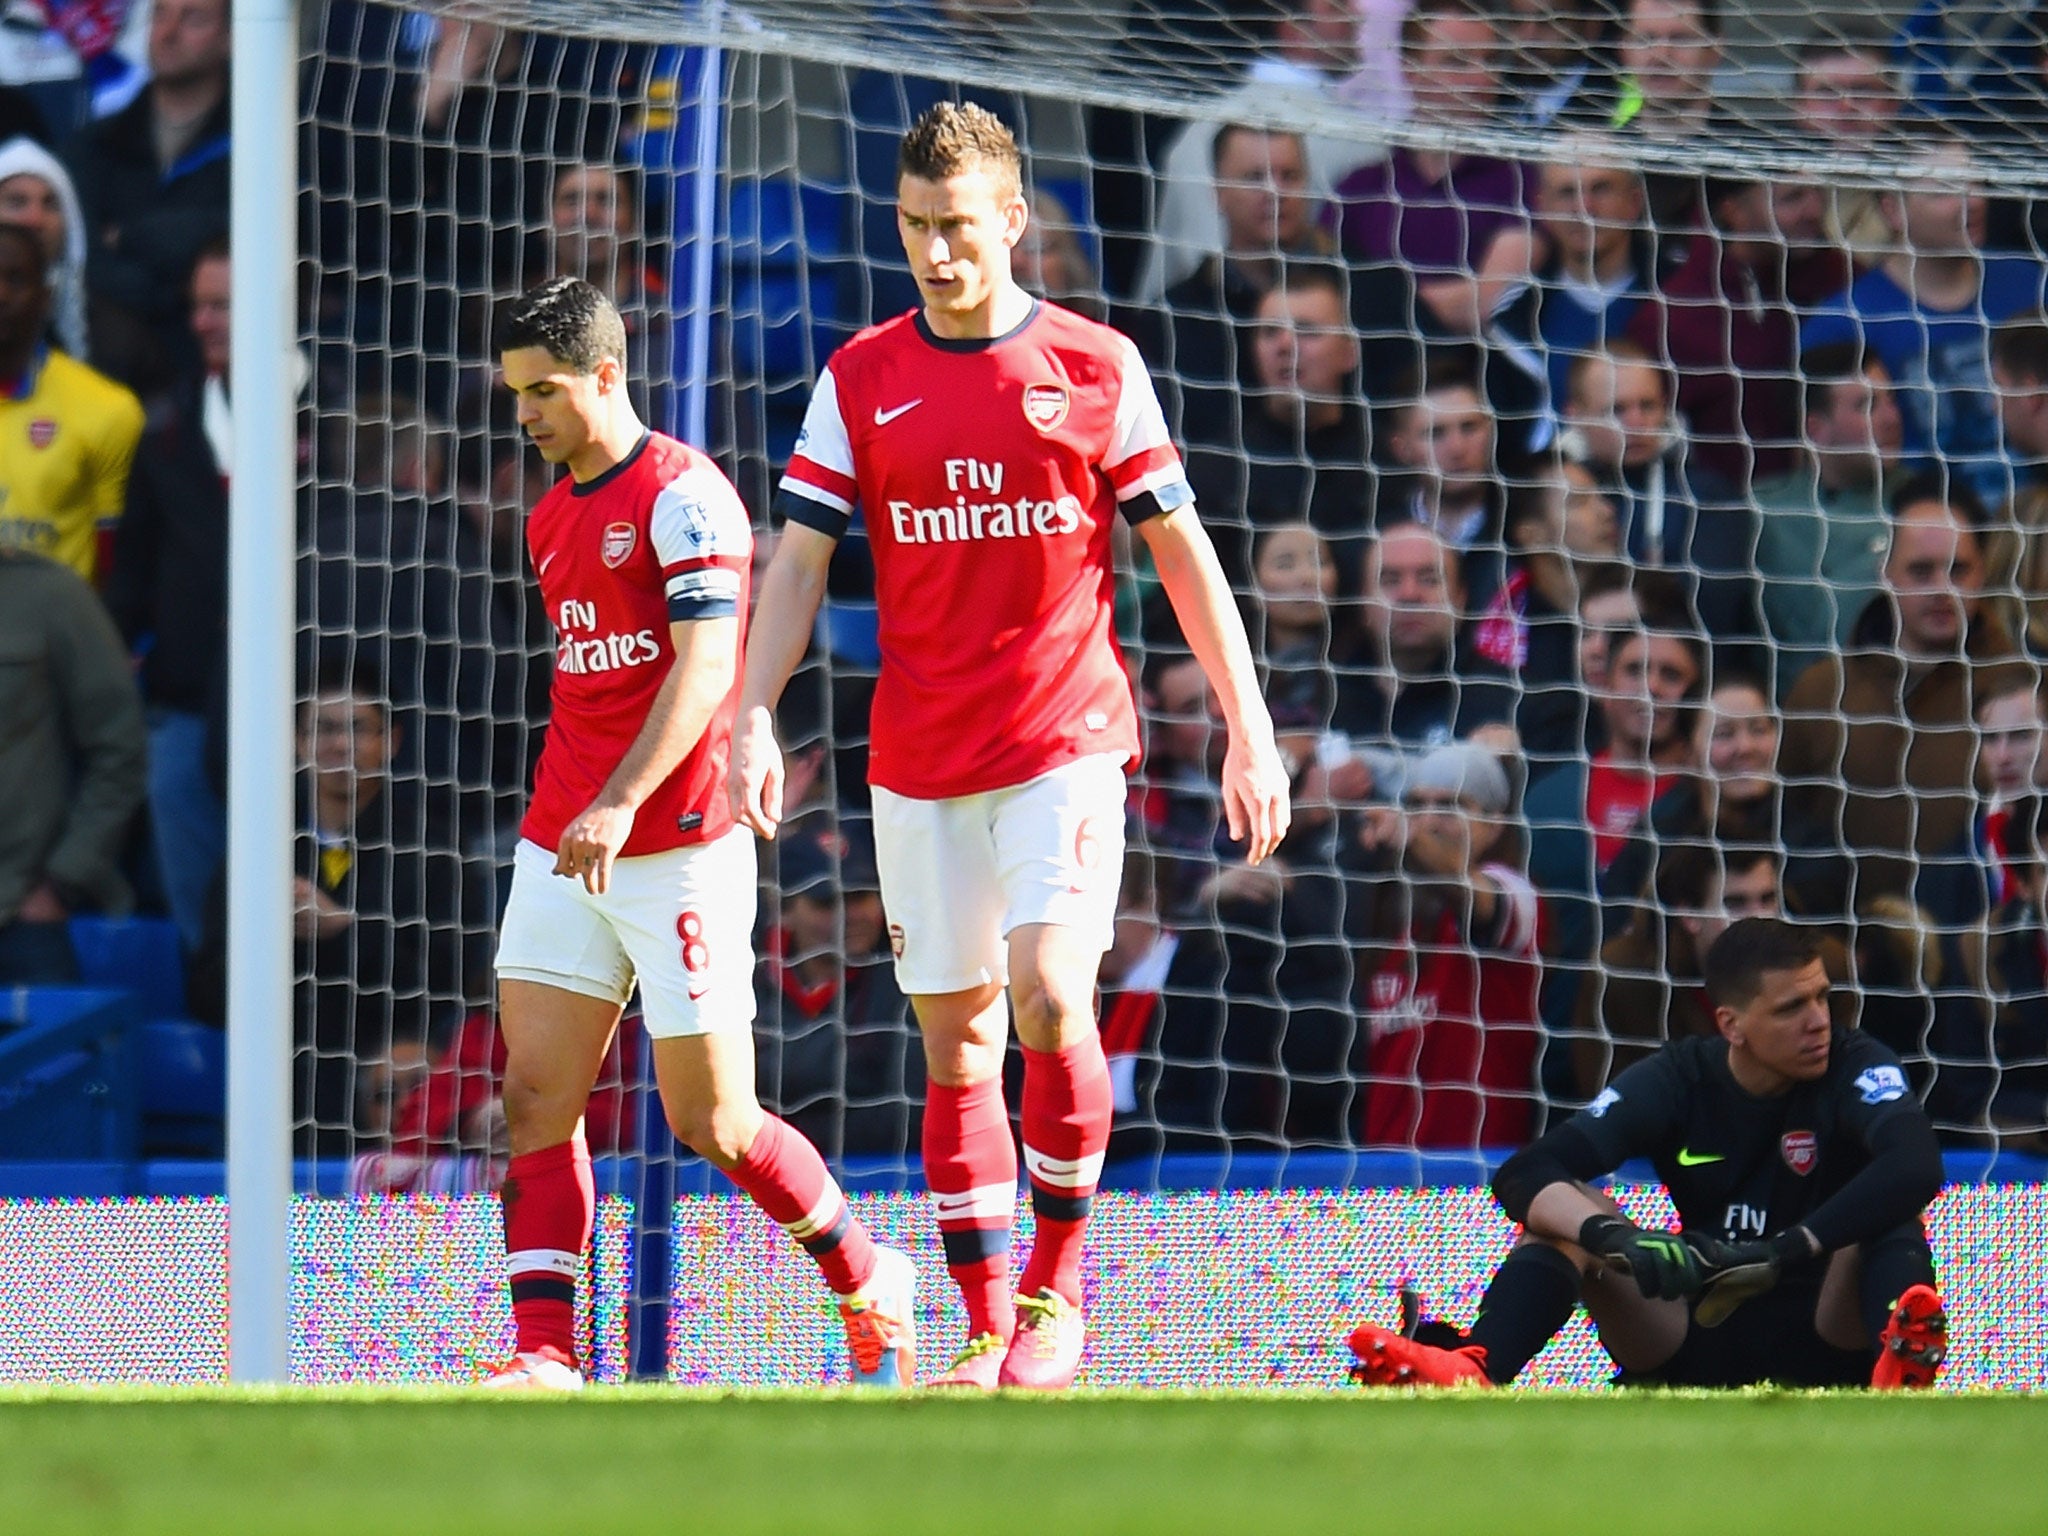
[
  {"xmin": 726, "ymin": 178, "xmax": 849, "ymax": 386},
  {"xmin": 134, "ymin": 1020, "xmax": 226, "ymax": 1157},
  {"xmin": 66, "ymin": 918, "xmax": 223, "ymax": 1156},
  {"xmin": 68, "ymin": 916, "xmax": 186, "ymax": 1020}
]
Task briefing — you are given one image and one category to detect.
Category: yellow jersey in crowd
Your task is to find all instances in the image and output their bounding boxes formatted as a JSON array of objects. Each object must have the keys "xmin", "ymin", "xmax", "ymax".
[{"xmin": 0, "ymin": 347, "xmax": 145, "ymax": 584}]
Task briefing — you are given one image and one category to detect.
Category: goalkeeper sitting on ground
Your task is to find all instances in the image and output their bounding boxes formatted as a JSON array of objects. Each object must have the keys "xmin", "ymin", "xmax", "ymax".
[{"xmin": 1348, "ymin": 917, "xmax": 1949, "ymax": 1390}]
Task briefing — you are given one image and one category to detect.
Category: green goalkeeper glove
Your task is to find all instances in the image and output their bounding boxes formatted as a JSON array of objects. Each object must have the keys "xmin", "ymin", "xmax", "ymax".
[
  {"xmin": 1578, "ymin": 1215, "xmax": 1701, "ymax": 1300},
  {"xmin": 1686, "ymin": 1227, "xmax": 1817, "ymax": 1327}
]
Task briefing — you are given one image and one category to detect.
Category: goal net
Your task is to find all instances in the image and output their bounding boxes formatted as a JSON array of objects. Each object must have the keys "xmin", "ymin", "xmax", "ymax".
[{"xmin": 216, "ymin": 0, "xmax": 2048, "ymax": 1377}]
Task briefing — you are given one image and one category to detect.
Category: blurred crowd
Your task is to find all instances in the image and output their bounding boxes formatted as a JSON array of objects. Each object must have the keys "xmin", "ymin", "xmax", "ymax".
[{"xmin": 9, "ymin": 0, "xmax": 2048, "ymax": 1177}]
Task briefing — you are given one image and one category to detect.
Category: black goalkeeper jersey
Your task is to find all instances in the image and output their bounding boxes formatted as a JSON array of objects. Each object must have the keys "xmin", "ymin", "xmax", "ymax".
[{"xmin": 1496, "ymin": 1030, "xmax": 1942, "ymax": 1251}]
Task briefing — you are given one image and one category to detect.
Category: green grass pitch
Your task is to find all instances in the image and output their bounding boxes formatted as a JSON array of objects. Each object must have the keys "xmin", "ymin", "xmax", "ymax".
[{"xmin": 3, "ymin": 1389, "xmax": 2042, "ymax": 1535}]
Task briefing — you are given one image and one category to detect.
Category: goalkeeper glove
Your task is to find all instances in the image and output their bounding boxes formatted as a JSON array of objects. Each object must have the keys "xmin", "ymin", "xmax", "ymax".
[
  {"xmin": 1686, "ymin": 1226, "xmax": 1818, "ymax": 1328},
  {"xmin": 1578, "ymin": 1215, "xmax": 1700, "ymax": 1300}
]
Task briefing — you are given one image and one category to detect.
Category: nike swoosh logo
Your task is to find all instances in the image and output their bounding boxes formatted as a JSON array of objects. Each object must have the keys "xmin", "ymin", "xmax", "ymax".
[
  {"xmin": 1676, "ymin": 1149, "xmax": 1725, "ymax": 1167},
  {"xmin": 873, "ymin": 399, "xmax": 922, "ymax": 426},
  {"xmin": 538, "ymin": 552, "xmax": 557, "ymax": 576}
]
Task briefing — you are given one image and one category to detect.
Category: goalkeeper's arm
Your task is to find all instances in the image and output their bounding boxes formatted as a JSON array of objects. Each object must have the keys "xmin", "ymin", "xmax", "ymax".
[{"xmin": 1494, "ymin": 1113, "xmax": 1701, "ymax": 1301}]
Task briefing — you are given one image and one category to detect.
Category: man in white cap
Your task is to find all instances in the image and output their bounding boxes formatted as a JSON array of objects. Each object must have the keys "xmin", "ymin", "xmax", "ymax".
[{"xmin": 1354, "ymin": 739, "xmax": 1543, "ymax": 1151}]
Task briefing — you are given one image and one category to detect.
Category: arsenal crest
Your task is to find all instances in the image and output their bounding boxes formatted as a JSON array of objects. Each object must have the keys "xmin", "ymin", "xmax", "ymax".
[
  {"xmin": 601, "ymin": 521, "xmax": 637, "ymax": 568},
  {"xmin": 1781, "ymin": 1130, "xmax": 1818, "ymax": 1176},
  {"xmin": 1022, "ymin": 382, "xmax": 1069, "ymax": 433},
  {"xmin": 27, "ymin": 419, "xmax": 55, "ymax": 449}
]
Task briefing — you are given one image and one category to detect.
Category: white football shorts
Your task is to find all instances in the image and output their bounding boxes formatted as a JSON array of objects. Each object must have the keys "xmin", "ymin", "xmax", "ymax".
[
  {"xmin": 494, "ymin": 826, "xmax": 757, "ymax": 1038},
  {"xmin": 871, "ymin": 752, "xmax": 1128, "ymax": 995}
]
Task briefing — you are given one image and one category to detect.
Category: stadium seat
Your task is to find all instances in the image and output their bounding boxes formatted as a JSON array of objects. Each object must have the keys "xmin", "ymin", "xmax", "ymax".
[
  {"xmin": 726, "ymin": 178, "xmax": 850, "ymax": 387},
  {"xmin": 134, "ymin": 1020, "xmax": 226, "ymax": 1158},
  {"xmin": 68, "ymin": 916, "xmax": 187, "ymax": 1021}
]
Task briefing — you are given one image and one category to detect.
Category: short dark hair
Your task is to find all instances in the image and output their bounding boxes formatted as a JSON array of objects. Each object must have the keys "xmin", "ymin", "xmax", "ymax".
[
  {"xmin": 1267, "ymin": 258, "xmax": 1352, "ymax": 312},
  {"xmin": 1798, "ymin": 338, "xmax": 1879, "ymax": 421},
  {"xmin": 1889, "ymin": 467, "xmax": 1990, "ymax": 527},
  {"xmin": 498, "ymin": 277, "xmax": 627, "ymax": 374},
  {"xmin": 190, "ymin": 231, "xmax": 230, "ymax": 282},
  {"xmin": 1658, "ymin": 841, "xmax": 1778, "ymax": 913},
  {"xmin": 1992, "ymin": 313, "xmax": 2048, "ymax": 387},
  {"xmin": 1702, "ymin": 916, "xmax": 1822, "ymax": 1009},
  {"xmin": 1211, "ymin": 122, "xmax": 1304, "ymax": 174},
  {"xmin": 898, "ymin": 101, "xmax": 1022, "ymax": 200}
]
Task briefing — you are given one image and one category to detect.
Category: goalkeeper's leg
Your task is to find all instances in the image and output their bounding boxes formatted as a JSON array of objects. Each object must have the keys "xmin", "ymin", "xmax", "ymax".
[
  {"xmin": 1813, "ymin": 1218, "xmax": 1945, "ymax": 1388},
  {"xmin": 1478, "ymin": 1186, "xmax": 1690, "ymax": 1382}
]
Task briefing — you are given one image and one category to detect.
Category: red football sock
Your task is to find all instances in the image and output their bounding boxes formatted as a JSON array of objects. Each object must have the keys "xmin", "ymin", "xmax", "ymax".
[
  {"xmin": 1017, "ymin": 1037, "xmax": 1112, "ymax": 1307},
  {"xmin": 924, "ymin": 1076, "xmax": 1017, "ymax": 1342},
  {"xmin": 501, "ymin": 1135, "xmax": 594, "ymax": 1362},
  {"xmin": 726, "ymin": 1113, "xmax": 877, "ymax": 1296}
]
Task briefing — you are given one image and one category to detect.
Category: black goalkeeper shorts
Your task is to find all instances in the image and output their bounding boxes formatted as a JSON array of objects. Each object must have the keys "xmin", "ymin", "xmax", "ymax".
[{"xmin": 1615, "ymin": 1280, "xmax": 1871, "ymax": 1389}]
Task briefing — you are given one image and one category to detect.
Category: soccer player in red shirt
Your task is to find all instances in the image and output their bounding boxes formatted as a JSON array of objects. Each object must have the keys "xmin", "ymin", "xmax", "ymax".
[
  {"xmin": 482, "ymin": 278, "xmax": 915, "ymax": 1390},
  {"xmin": 733, "ymin": 103, "xmax": 1290, "ymax": 1389}
]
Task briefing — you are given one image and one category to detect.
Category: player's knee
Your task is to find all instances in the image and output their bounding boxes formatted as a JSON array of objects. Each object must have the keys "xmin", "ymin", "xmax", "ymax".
[
  {"xmin": 1011, "ymin": 979, "xmax": 1094, "ymax": 1048},
  {"xmin": 668, "ymin": 1101, "xmax": 758, "ymax": 1169}
]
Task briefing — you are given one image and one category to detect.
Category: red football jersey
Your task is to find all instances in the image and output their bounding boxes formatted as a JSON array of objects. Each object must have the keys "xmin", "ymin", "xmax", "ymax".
[
  {"xmin": 522, "ymin": 432, "xmax": 751, "ymax": 857},
  {"xmin": 779, "ymin": 302, "xmax": 1192, "ymax": 800},
  {"xmin": 1361, "ymin": 866, "xmax": 1543, "ymax": 1150}
]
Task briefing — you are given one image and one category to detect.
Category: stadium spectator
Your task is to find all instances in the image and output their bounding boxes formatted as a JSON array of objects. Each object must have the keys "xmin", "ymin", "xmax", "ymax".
[
  {"xmin": 1976, "ymin": 794, "xmax": 2048, "ymax": 1149},
  {"xmin": 1609, "ymin": 0, "xmax": 1729, "ymax": 240},
  {"xmin": 1801, "ymin": 137, "xmax": 2048, "ymax": 513},
  {"xmin": 0, "ymin": 546, "xmax": 146, "ymax": 984},
  {"xmin": 1558, "ymin": 341, "xmax": 1756, "ymax": 640},
  {"xmin": 1753, "ymin": 341, "xmax": 1907, "ymax": 682},
  {"xmin": 1525, "ymin": 615, "xmax": 1706, "ymax": 1033},
  {"xmin": 1350, "ymin": 739, "xmax": 1543, "ymax": 1150},
  {"xmin": 64, "ymin": 0, "xmax": 230, "ymax": 397},
  {"xmin": 1897, "ymin": 0, "xmax": 2048, "ymax": 135},
  {"xmin": 1353, "ymin": 918, "xmax": 1951, "ymax": 1392},
  {"xmin": 1476, "ymin": 462, "xmax": 1624, "ymax": 769},
  {"xmin": 301, "ymin": 386, "xmax": 510, "ymax": 818},
  {"xmin": 1132, "ymin": 127, "xmax": 1332, "ymax": 445},
  {"xmin": 1576, "ymin": 575, "xmax": 1640, "ymax": 707},
  {"xmin": 1377, "ymin": 355, "xmax": 1513, "ymax": 610},
  {"xmin": 448, "ymin": 427, "xmax": 555, "ymax": 840},
  {"xmin": 534, "ymin": 162, "xmax": 673, "ymax": 434},
  {"xmin": 1183, "ymin": 261, "xmax": 1372, "ymax": 582},
  {"xmin": 1574, "ymin": 841, "xmax": 1787, "ymax": 1095},
  {"xmin": 1335, "ymin": 522, "xmax": 1516, "ymax": 769},
  {"xmin": 103, "ymin": 236, "xmax": 231, "ymax": 953},
  {"xmin": 1013, "ymin": 188, "xmax": 1105, "ymax": 322},
  {"xmin": 0, "ymin": 137, "xmax": 87, "ymax": 362},
  {"xmin": 1790, "ymin": 25, "xmax": 1904, "ymax": 261},
  {"xmin": 1135, "ymin": 652, "xmax": 1234, "ymax": 917},
  {"xmin": 1780, "ymin": 478, "xmax": 2026, "ymax": 915},
  {"xmin": 287, "ymin": 663, "xmax": 469, "ymax": 1160},
  {"xmin": 1598, "ymin": 669, "xmax": 1787, "ymax": 931},
  {"xmin": 1990, "ymin": 313, "xmax": 2048, "ymax": 514},
  {"xmin": 1499, "ymin": 475, "xmax": 1622, "ymax": 770},
  {"xmin": 1916, "ymin": 672, "xmax": 2048, "ymax": 934},
  {"xmin": 1481, "ymin": 139, "xmax": 1659, "ymax": 458},
  {"xmin": 1250, "ymin": 521, "xmax": 1342, "ymax": 745},
  {"xmin": 1135, "ymin": 2, "xmax": 1380, "ymax": 306},
  {"xmin": 1335, "ymin": 0, "xmax": 1533, "ymax": 334},
  {"xmin": 1500, "ymin": 0, "xmax": 1621, "ymax": 129},
  {"xmin": 0, "ymin": 222, "xmax": 143, "ymax": 584},
  {"xmin": 1628, "ymin": 175, "xmax": 1850, "ymax": 494},
  {"xmin": 755, "ymin": 818, "xmax": 920, "ymax": 1161}
]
